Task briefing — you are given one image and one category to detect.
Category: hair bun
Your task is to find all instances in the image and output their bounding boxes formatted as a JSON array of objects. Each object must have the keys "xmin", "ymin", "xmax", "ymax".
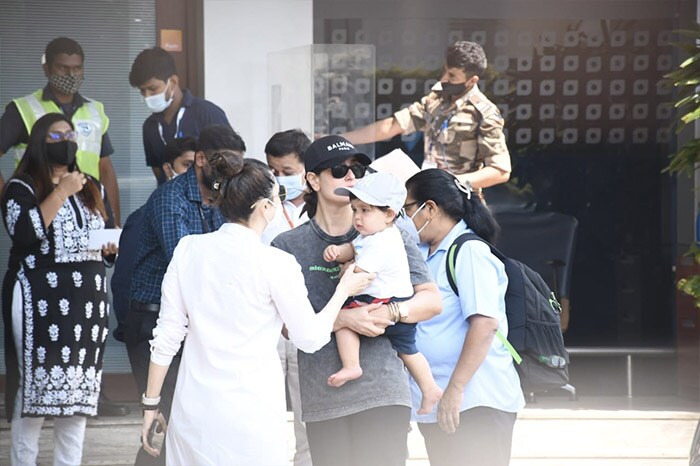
[{"xmin": 207, "ymin": 150, "xmax": 244, "ymax": 178}]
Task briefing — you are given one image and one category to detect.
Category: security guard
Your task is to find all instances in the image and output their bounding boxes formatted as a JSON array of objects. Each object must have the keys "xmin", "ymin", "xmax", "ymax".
[
  {"xmin": 0, "ymin": 37, "xmax": 121, "ymax": 224},
  {"xmin": 343, "ymin": 41, "xmax": 511, "ymax": 190}
]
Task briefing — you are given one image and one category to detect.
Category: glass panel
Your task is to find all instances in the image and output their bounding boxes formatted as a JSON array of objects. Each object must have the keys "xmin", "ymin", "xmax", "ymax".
[
  {"xmin": 0, "ymin": 0, "xmax": 157, "ymax": 373},
  {"xmin": 269, "ymin": 44, "xmax": 376, "ymax": 157}
]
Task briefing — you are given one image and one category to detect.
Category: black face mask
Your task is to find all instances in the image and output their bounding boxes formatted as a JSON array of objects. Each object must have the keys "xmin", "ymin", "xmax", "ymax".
[
  {"xmin": 46, "ymin": 141, "xmax": 77, "ymax": 166},
  {"xmin": 440, "ymin": 81, "xmax": 468, "ymax": 97},
  {"xmin": 201, "ymin": 166, "xmax": 219, "ymax": 191}
]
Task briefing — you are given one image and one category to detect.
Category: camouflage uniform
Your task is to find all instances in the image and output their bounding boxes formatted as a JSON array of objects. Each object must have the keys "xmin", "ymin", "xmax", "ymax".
[{"xmin": 393, "ymin": 83, "xmax": 511, "ymax": 176}]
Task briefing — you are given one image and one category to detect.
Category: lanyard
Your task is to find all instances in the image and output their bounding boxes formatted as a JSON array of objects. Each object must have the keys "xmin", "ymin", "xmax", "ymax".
[
  {"xmin": 197, "ymin": 204, "xmax": 211, "ymax": 233},
  {"xmin": 281, "ymin": 203, "xmax": 295, "ymax": 229},
  {"xmin": 157, "ymin": 107, "xmax": 186, "ymax": 145}
]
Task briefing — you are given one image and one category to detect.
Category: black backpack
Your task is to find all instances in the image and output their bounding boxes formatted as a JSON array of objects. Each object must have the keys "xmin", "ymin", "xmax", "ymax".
[{"xmin": 446, "ymin": 232, "xmax": 570, "ymax": 393}]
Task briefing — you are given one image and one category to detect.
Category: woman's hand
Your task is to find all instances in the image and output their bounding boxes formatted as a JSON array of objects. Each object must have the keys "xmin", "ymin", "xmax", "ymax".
[
  {"xmin": 101, "ymin": 242, "xmax": 118, "ymax": 257},
  {"xmin": 437, "ymin": 383, "xmax": 464, "ymax": 434},
  {"xmin": 57, "ymin": 171, "xmax": 86, "ymax": 198},
  {"xmin": 141, "ymin": 409, "xmax": 161, "ymax": 457},
  {"xmin": 335, "ymin": 302, "xmax": 393, "ymax": 336},
  {"xmin": 336, "ymin": 264, "xmax": 375, "ymax": 297}
]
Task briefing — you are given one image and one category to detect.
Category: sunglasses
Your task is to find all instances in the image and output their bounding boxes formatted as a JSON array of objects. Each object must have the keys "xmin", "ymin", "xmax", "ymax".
[
  {"xmin": 249, "ymin": 184, "xmax": 287, "ymax": 209},
  {"xmin": 329, "ymin": 163, "xmax": 367, "ymax": 179},
  {"xmin": 47, "ymin": 131, "xmax": 79, "ymax": 142}
]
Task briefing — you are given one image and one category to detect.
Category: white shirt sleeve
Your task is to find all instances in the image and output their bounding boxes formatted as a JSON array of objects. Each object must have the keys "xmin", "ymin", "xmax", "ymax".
[
  {"xmin": 266, "ymin": 248, "xmax": 336, "ymax": 353},
  {"xmin": 149, "ymin": 237, "xmax": 191, "ymax": 366}
]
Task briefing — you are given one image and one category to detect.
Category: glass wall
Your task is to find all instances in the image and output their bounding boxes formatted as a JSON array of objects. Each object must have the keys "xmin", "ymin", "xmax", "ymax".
[
  {"xmin": 0, "ymin": 0, "xmax": 157, "ymax": 372},
  {"xmin": 314, "ymin": 0, "xmax": 695, "ymax": 346}
]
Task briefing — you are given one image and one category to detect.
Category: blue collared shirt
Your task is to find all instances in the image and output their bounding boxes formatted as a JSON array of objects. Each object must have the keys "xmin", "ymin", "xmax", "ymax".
[
  {"xmin": 130, "ymin": 166, "xmax": 225, "ymax": 304},
  {"xmin": 411, "ymin": 220, "xmax": 525, "ymax": 422},
  {"xmin": 142, "ymin": 89, "xmax": 230, "ymax": 177}
]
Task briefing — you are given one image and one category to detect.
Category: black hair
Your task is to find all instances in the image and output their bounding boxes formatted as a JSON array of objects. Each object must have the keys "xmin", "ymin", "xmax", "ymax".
[
  {"xmin": 13, "ymin": 113, "xmax": 106, "ymax": 219},
  {"xmin": 129, "ymin": 47, "xmax": 177, "ymax": 87},
  {"xmin": 405, "ymin": 169, "xmax": 500, "ymax": 243},
  {"xmin": 163, "ymin": 137, "xmax": 197, "ymax": 166},
  {"xmin": 445, "ymin": 41, "xmax": 488, "ymax": 78},
  {"xmin": 212, "ymin": 158, "xmax": 276, "ymax": 223},
  {"xmin": 198, "ymin": 125, "xmax": 246, "ymax": 154},
  {"xmin": 264, "ymin": 129, "xmax": 311, "ymax": 161},
  {"xmin": 45, "ymin": 37, "xmax": 84, "ymax": 68}
]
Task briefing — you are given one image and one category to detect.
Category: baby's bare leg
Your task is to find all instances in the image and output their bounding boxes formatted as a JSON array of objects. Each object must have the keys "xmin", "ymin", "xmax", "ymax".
[
  {"xmin": 328, "ymin": 328, "xmax": 363, "ymax": 387},
  {"xmin": 400, "ymin": 352, "xmax": 443, "ymax": 414}
]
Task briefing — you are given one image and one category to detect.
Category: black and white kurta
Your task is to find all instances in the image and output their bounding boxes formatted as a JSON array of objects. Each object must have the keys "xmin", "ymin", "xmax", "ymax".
[{"xmin": 1, "ymin": 176, "xmax": 114, "ymax": 418}]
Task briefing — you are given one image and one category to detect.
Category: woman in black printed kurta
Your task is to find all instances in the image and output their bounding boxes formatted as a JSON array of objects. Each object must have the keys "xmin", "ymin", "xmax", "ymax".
[{"xmin": 1, "ymin": 113, "xmax": 117, "ymax": 465}]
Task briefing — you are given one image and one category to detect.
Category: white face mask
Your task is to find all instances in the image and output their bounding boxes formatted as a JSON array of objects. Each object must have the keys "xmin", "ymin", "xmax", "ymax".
[
  {"xmin": 167, "ymin": 163, "xmax": 181, "ymax": 180},
  {"xmin": 143, "ymin": 79, "xmax": 174, "ymax": 113},
  {"xmin": 262, "ymin": 198, "xmax": 277, "ymax": 228},
  {"xmin": 410, "ymin": 202, "xmax": 431, "ymax": 237}
]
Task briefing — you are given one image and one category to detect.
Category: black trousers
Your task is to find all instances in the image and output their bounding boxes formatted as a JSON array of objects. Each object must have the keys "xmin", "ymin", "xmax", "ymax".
[
  {"xmin": 418, "ymin": 407, "xmax": 517, "ymax": 466},
  {"xmin": 124, "ymin": 308, "xmax": 182, "ymax": 466},
  {"xmin": 305, "ymin": 405, "xmax": 410, "ymax": 466}
]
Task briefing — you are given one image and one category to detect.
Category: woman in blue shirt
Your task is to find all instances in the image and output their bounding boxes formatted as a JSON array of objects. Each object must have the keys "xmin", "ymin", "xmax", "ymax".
[{"xmin": 403, "ymin": 168, "xmax": 525, "ymax": 466}]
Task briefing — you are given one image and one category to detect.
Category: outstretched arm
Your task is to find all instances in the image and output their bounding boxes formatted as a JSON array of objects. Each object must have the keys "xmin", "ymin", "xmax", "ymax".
[
  {"xmin": 342, "ymin": 117, "xmax": 403, "ymax": 145},
  {"xmin": 455, "ymin": 166, "xmax": 510, "ymax": 190}
]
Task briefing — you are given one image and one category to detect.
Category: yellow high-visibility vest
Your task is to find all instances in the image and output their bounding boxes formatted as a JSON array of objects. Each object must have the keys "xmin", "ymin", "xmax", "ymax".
[{"xmin": 13, "ymin": 89, "xmax": 109, "ymax": 179}]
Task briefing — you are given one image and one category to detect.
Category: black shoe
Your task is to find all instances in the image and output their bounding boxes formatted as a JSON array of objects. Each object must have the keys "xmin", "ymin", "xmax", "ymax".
[{"xmin": 98, "ymin": 394, "xmax": 131, "ymax": 417}]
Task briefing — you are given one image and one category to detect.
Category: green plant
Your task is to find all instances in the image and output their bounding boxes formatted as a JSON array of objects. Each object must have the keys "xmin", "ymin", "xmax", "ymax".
[{"xmin": 666, "ymin": 22, "xmax": 700, "ymax": 305}]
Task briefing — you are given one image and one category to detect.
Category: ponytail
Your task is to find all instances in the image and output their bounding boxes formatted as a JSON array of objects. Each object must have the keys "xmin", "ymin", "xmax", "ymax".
[{"xmin": 405, "ymin": 169, "xmax": 500, "ymax": 243}]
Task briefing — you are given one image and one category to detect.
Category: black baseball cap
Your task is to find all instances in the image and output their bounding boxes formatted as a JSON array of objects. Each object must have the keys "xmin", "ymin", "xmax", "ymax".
[{"xmin": 304, "ymin": 135, "xmax": 372, "ymax": 173}]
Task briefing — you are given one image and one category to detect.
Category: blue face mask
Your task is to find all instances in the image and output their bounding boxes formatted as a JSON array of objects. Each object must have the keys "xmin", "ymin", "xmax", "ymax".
[{"xmin": 275, "ymin": 173, "xmax": 305, "ymax": 201}]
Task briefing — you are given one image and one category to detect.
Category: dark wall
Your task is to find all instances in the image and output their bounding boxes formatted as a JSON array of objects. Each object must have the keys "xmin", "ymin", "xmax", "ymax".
[{"xmin": 313, "ymin": 0, "xmax": 695, "ymax": 346}]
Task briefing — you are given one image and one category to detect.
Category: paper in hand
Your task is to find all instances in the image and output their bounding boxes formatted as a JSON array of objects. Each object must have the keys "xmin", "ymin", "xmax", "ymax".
[
  {"xmin": 87, "ymin": 228, "xmax": 122, "ymax": 250},
  {"xmin": 369, "ymin": 148, "xmax": 420, "ymax": 183}
]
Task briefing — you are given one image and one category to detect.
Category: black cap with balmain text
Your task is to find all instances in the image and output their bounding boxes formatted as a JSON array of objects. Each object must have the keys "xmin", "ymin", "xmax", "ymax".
[{"xmin": 304, "ymin": 135, "xmax": 372, "ymax": 173}]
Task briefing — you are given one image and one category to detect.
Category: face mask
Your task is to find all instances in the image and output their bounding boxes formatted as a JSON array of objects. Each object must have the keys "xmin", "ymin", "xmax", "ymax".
[
  {"xmin": 46, "ymin": 140, "xmax": 78, "ymax": 166},
  {"xmin": 49, "ymin": 74, "xmax": 84, "ymax": 95},
  {"xmin": 167, "ymin": 164, "xmax": 180, "ymax": 180},
  {"xmin": 396, "ymin": 214, "xmax": 419, "ymax": 244},
  {"xmin": 262, "ymin": 198, "xmax": 276, "ymax": 226},
  {"xmin": 201, "ymin": 165, "xmax": 218, "ymax": 192},
  {"xmin": 143, "ymin": 79, "xmax": 173, "ymax": 113},
  {"xmin": 275, "ymin": 174, "xmax": 304, "ymax": 201},
  {"xmin": 440, "ymin": 81, "xmax": 468, "ymax": 97},
  {"xmin": 410, "ymin": 202, "xmax": 431, "ymax": 237}
]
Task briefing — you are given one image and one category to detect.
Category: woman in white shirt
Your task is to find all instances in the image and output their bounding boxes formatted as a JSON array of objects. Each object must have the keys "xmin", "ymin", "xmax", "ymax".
[{"xmin": 139, "ymin": 155, "xmax": 373, "ymax": 466}]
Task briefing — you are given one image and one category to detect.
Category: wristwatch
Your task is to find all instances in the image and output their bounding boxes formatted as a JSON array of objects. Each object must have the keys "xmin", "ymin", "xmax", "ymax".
[{"xmin": 397, "ymin": 302, "xmax": 409, "ymax": 322}]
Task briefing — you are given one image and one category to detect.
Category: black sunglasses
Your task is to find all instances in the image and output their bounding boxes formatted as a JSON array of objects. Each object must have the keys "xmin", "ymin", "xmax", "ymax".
[
  {"xmin": 277, "ymin": 184, "xmax": 287, "ymax": 202},
  {"xmin": 329, "ymin": 163, "xmax": 367, "ymax": 179}
]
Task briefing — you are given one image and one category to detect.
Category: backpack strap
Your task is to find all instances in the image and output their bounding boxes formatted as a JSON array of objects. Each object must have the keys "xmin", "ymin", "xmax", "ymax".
[{"xmin": 445, "ymin": 231, "xmax": 523, "ymax": 365}]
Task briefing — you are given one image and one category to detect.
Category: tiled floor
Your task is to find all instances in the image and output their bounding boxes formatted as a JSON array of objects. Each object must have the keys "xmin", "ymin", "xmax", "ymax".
[{"xmin": 0, "ymin": 395, "xmax": 698, "ymax": 466}]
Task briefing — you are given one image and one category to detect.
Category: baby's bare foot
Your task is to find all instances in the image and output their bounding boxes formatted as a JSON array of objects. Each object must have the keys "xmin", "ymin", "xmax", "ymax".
[
  {"xmin": 417, "ymin": 385, "xmax": 443, "ymax": 414},
  {"xmin": 327, "ymin": 366, "xmax": 363, "ymax": 388}
]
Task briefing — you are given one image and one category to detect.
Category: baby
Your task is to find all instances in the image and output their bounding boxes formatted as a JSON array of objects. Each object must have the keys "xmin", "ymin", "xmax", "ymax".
[{"xmin": 323, "ymin": 171, "xmax": 442, "ymax": 414}]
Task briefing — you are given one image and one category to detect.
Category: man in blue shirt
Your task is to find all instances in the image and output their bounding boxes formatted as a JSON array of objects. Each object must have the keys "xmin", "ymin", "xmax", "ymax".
[
  {"xmin": 129, "ymin": 46, "xmax": 231, "ymax": 184},
  {"xmin": 111, "ymin": 137, "xmax": 196, "ymax": 343},
  {"xmin": 125, "ymin": 125, "xmax": 245, "ymax": 466}
]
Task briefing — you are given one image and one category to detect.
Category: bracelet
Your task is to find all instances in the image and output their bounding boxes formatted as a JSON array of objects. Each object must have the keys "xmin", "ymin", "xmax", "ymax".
[
  {"xmin": 141, "ymin": 393, "xmax": 161, "ymax": 406},
  {"xmin": 387, "ymin": 302, "xmax": 400, "ymax": 323},
  {"xmin": 140, "ymin": 402, "xmax": 160, "ymax": 411}
]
